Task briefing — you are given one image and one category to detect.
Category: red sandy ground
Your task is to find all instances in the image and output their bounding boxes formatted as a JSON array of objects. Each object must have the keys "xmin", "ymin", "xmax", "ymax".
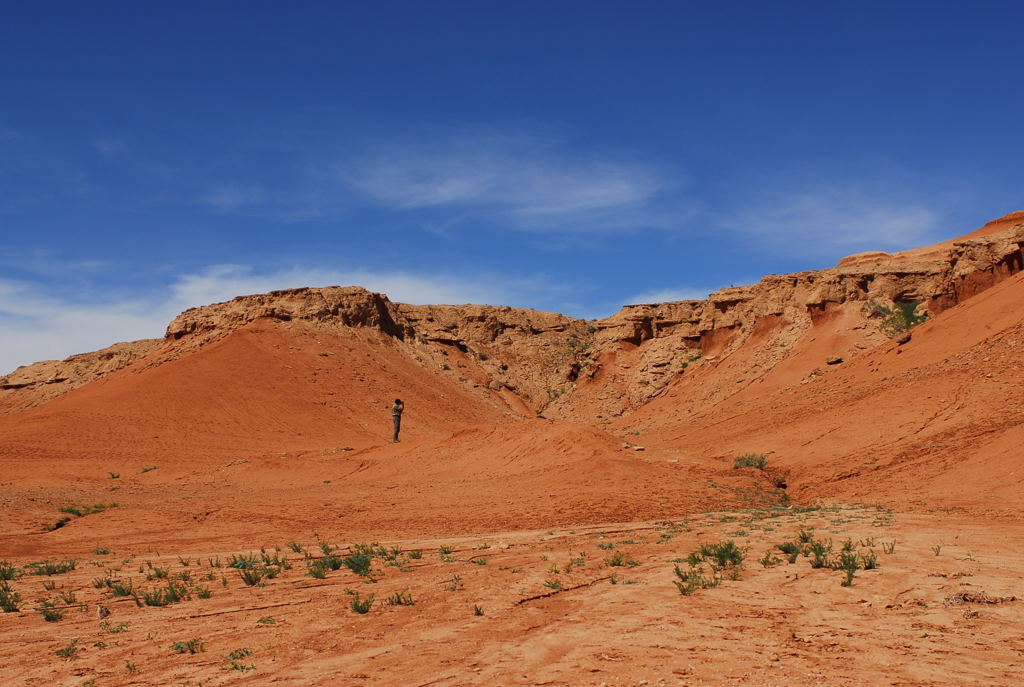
[{"xmin": 1, "ymin": 264, "xmax": 1023, "ymax": 685}]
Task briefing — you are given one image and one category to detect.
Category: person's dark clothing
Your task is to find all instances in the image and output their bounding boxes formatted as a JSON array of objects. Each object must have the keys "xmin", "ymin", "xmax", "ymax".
[{"xmin": 391, "ymin": 401, "xmax": 404, "ymax": 442}]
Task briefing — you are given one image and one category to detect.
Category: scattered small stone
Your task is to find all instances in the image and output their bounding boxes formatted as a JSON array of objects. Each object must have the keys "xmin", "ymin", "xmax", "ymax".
[
  {"xmin": 826, "ymin": 355, "xmax": 843, "ymax": 365},
  {"xmin": 894, "ymin": 331, "xmax": 912, "ymax": 345}
]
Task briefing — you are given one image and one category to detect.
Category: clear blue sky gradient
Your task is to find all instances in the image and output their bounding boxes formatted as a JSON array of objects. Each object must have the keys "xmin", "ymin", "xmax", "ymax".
[{"xmin": 1, "ymin": 1, "xmax": 1022, "ymax": 372}]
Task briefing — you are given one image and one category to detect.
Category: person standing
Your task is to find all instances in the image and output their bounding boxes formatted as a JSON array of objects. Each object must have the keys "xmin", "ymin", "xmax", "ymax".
[{"xmin": 391, "ymin": 398, "xmax": 404, "ymax": 443}]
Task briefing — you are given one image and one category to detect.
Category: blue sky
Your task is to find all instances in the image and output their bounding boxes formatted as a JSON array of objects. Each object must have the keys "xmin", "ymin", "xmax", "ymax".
[{"xmin": 1, "ymin": 1, "xmax": 1022, "ymax": 373}]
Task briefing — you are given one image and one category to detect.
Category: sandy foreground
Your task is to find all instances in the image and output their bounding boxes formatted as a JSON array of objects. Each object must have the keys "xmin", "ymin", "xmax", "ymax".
[{"xmin": 2, "ymin": 503, "xmax": 1021, "ymax": 687}]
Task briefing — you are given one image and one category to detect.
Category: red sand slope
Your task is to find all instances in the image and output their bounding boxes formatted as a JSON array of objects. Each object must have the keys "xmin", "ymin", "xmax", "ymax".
[{"xmin": 626, "ymin": 270, "xmax": 1024, "ymax": 511}]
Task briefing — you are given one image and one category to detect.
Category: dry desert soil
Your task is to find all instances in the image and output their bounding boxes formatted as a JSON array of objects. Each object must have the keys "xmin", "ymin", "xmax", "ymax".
[{"xmin": 1, "ymin": 213, "xmax": 1023, "ymax": 686}]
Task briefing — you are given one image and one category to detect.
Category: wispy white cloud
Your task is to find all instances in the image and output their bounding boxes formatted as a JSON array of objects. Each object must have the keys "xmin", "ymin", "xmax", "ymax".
[
  {"xmin": 338, "ymin": 129, "xmax": 682, "ymax": 230},
  {"xmin": 722, "ymin": 187, "xmax": 943, "ymax": 258},
  {"xmin": 202, "ymin": 184, "xmax": 266, "ymax": 211},
  {"xmin": 0, "ymin": 264, "xmax": 580, "ymax": 375},
  {"xmin": 623, "ymin": 286, "xmax": 714, "ymax": 304}
]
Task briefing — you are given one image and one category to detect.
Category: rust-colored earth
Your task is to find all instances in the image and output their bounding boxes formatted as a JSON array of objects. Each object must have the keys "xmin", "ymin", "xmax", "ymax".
[{"xmin": 1, "ymin": 214, "xmax": 1022, "ymax": 686}]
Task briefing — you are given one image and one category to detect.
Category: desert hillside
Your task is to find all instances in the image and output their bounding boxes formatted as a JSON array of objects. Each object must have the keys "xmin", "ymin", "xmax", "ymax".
[{"xmin": 1, "ymin": 213, "xmax": 1022, "ymax": 687}]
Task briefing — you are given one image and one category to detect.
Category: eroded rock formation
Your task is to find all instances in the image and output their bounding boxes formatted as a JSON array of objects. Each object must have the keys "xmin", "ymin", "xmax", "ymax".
[{"xmin": 2, "ymin": 213, "xmax": 1022, "ymax": 418}]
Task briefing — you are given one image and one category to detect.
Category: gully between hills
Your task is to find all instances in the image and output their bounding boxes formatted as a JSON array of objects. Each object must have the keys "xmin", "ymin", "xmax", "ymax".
[{"xmin": 1, "ymin": 212, "xmax": 1023, "ymax": 540}]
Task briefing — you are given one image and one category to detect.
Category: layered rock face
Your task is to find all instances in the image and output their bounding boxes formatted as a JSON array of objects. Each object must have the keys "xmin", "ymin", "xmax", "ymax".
[
  {"xmin": 2, "ymin": 214, "xmax": 1022, "ymax": 418},
  {"xmin": 0, "ymin": 339, "xmax": 162, "ymax": 413}
]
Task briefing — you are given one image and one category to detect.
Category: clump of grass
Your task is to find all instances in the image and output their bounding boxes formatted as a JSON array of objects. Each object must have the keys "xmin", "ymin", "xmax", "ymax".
[
  {"xmin": 882, "ymin": 540, "xmax": 896, "ymax": 554},
  {"xmin": 733, "ymin": 453, "xmax": 767, "ymax": 470},
  {"xmin": 438, "ymin": 545, "xmax": 454, "ymax": 557},
  {"xmin": 603, "ymin": 552, "xmax": 638, "ymax": 567},
  {"xmin": 446, "ymin": 575, "xmax": 463, "ymax": 592},
  {"xmin": 256, "ymin": 616, "xmax": 276, "ymax": 625},
  {"xmin": 860, "ymin": 550, "xmax": 878, "ymax": 570},
  {"xmin": 25, "ymin": 559, "xmax": 77, "ymax": 576},
  {"xmin": 342, "ymin": 553, "xmax": 373, "ymax": 577},
  {"xmin": 228, "ymin": 553, "xmax": 259, "ymax": 570},
  {"xmin": 408, "ymin": 549, "xmax": 423, "ymax": 560},
  {"xmin": 110, "ymin": 579, "xmax": 135, "ymax": 597},
  {"xmin": 834, "ymin": 550, "xmax": 859, "ymax": 587},
  {"xmin": 759, "ymin": 551, "xmax": 782, "ymax": 568},
  {"xmin": 675, "ymin": 539, "xmax": 745, "ymax": 595},
  {"xmin": 673, "ymin": 564, "xmax": 720, "ymax": 595},
  {"xmin": 55, "ymin": 639, "xmax": 79, "ymax": 658},
  {"xmin": 0, "ymin": 581, "xmax": 21, "ymax": 612},
  {"xmin": 37, "ymin": 599, "xmax": 63, "ymax": 622},
  {"xmin": 226, "ymin": 647, "xmax": 254, "ymax": 671},
  {"xmin": 597, "ymin": 542, "xmax": 615, "ymax": 551},
  {"xmin": 196, "ymin": 586, "xmax": 213, "ymax": 599},
  {"xmin": 125, "ymin": 661, "xmax": 138, "ymax": 672},
  {"xmin": 142, "ymin": 581, "xmax": 190, "ymax": 607},
  {"xmin": 288, "ymin": 541, "xmax": 303, "ymax": 553},
  {"xmin": 100, "ymin": 620, "xmax": 129, "ymax": 633},
  {"xmin": 93, "ymin": 546, "xmax": 111, "ymax": 556},
  {"xmin": 141, "ymin": 466, "xmax": 158, "ymax": 473},
  {"xmin": 350, "ymin": 593, "xmax": 374, "ymax": 614},
  {"xmin": 473, "ymin": 604, "xmax": 484, "ymax": 616},
  {"xmin": 693, "ymin": 540, "xmax": 745, "ymax": 570},
  {"xmin": 0, "ymin": 560, "xmax": 17, "ymax": 580},
  {"xmin": 807, "ymin": 539, "xmax": 832, "ymax": 569},
  {"xmin": 932, "ymin": 544, "xmax": 943, "ymax": 556},
  {"xmin": 171, "ymin": 638, "xmax": 204, "ymax": 654},
  {"xmin": 543, "ymin": 579, "xmax": 564, "ymax": 590},
  {"xmin": 383, "ymin": 589, "xmax": 414, "ymax": 606},
  {"xmin": 239, "ymin": 567, "xmax": 265, "ymax": 586},
  {"xmin": 60, "ymin": 503, "xmax": 116, "ymax": 518}
]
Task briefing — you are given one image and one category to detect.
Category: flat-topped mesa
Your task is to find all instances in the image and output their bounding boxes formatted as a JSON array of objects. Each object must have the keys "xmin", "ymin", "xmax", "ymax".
[{"xmin": 165, "ymin": 286, "xmax": 411, "ymax": 344}]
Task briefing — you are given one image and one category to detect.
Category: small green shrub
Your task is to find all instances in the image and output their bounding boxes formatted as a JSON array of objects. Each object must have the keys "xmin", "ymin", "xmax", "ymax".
[
  {"xmin": 860, "ymin": 551, "xmax": 878, "ymax": 570},
  {"xmin": 25, "ymin": 559, "xmax": 78, "ymax": 576},
  {"xmin": 603, "ymin": 552, "xmax": 638, "ymax": 567},
  {"xmin": 225, "ymin": 647, "xmax": 254, "ymax": 671},
  {"xmin": 695, "ymin": 540, "xmax": 745, "ymax": 569},
  {"xmin": 759, "ymin": 551, "xmax": 782, "ymax": 568},
  {"xmin": 673, "ymin": 564, "xmax": 720, "ymax": 595},
  {"xmin": 343, "ymin": 554, "xmax": 373, "ymax": 577},
  {"xmin": 100, "ymin": 621, "xmax": 129, "ymax": 633},
  {"xmin": 110, "ymin": 579, "xmax": 135, "ymax": 597},
  {"xmin": 38, "ymin": 599, "xmax": 63, "ymax": 622},
  {"xmin": 239, "ymin": 568, "xmax": 265, "ymax": 586},
  {"xmin": 171, "ymin": 639, "xmax": 204, "ymax": 654},
  {"xmin": 438, "ymin": 545, "xmax": 453, "ymax": 556},
  {"xmin": 833, "ymin": 551, "xmax": 859, "ymax": 587},
  {"xmin": 350, "ymin": 593, "xmax": 374, "ymax": 614},
  {"xmin": 733, "ymin": 453, "xmax": 767, "ymax": 470},
  {"xmin": 0, "ymin": 561, "xmax": 17, "ymax": 580},
  {"xmin": 383, "ymin": 589, "xmax": 414, "ymax": 606},
  {"xmin": 0, "ymin": 581, "xmax": 21, "ymax": 612},
  {"xmin": 55, "ymin": 639, "xmax": 79, "ymax": 658}
]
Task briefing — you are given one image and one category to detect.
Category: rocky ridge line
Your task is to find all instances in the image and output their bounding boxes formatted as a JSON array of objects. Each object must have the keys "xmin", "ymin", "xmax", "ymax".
[{"xmin": 2, "ymin": 214, "xmax": 1021, "ymax": 416}]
